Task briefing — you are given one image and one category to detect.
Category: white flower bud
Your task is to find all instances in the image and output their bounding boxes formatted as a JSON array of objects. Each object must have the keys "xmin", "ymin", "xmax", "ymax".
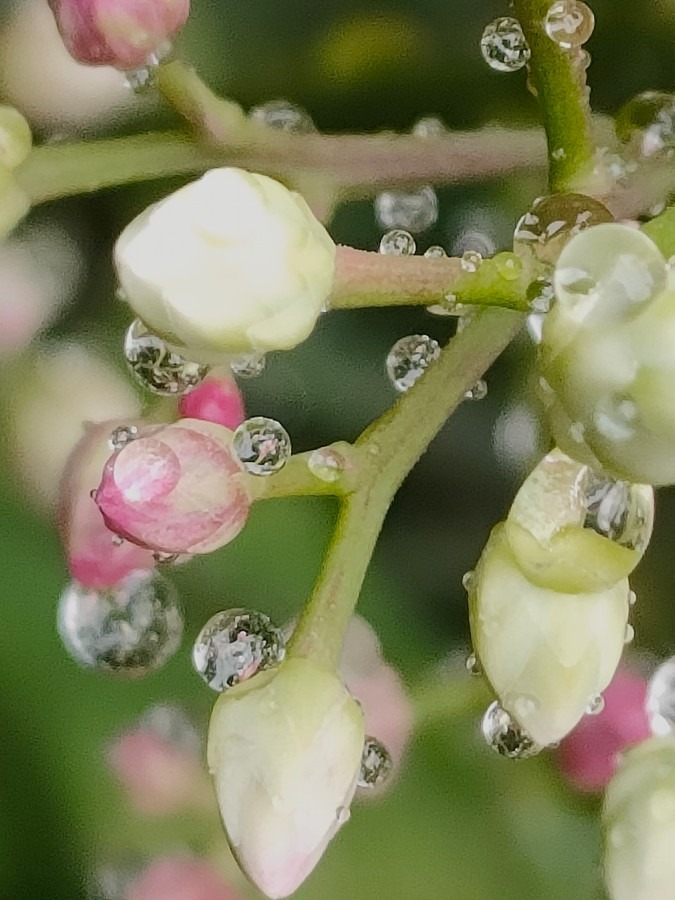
[
  {"xmin": 604, "ymin": 736, "xmax": 675, "ymax": 900},
  {"xmin": 469, "ymin": 525, "xmax": 629, "ymax": 747},
  {"xmin": 207, "ymin": 658, "xmax": 364, "ymax": 899},
  {"xmin": 115, "ymin": 168, "xmax": 336, "ymax": 363}
]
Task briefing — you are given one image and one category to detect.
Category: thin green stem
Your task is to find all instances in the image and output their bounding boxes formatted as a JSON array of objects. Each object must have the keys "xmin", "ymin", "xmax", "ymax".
[
  {"xmin": 513, "ymin": 0, "xmax": 595, "ymax": 190},
  {"xmin": 251, "ymin": 443, "xmax": 362, "ymax": 501}
]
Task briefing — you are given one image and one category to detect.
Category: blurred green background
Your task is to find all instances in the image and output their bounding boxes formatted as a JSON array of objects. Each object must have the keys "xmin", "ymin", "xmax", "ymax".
[{"xmin": 0, "ymin": 1, "xmax": 674, "ymax": 898}]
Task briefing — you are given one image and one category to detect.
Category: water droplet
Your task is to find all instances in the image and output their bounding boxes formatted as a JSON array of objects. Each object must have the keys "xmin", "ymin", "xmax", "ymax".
[
  {"xmin": 192, "ymin": 608, "xmax": 285, "ymax": 691},
  {"xmin": 424, "ymin": 245, "xmax": 447, "ymax": 259},
  {"xmin": 375, "ymin": 186, "xmax": 438, "ymax": 233},
  {"xmin": 109, "ymin": 425, "xmax": 138, "ymax": 450},
  {"xmin": 91, "ymin": 859, "xmax": 143, "ymax": 900},
  {"xmin": 466, "ymin": 652, "xmax": 482, "ymax": 676},
  {"xmin": 583, "ymin": 473, "xmax": 653, "ymax": 552},
  {"xmin": 308, "ymin": 447, "xmax": 345, "ymax": 483},
  {"xmin": 481, "ymin": 701, "xmax": 541, "ymax": 758},
  {"xmin": 513, "ymin": 193, "xmax": 613, "ymax": 269},
  {"xmin": 462, "ymin": 570, "xmax": 475, "ymax": 590},
  {"xmin": 495, "ymin": 253, "xmax": 523, "ymax": 281},
  {"xmin": 526, "ymin": 312, "xmax": 545, "ymax": 344},
  {"xmin": 233, "ymin": 417, "xmax": 292, "ymax": 476},
  {"xmin": 123, "ymin": 43, "xmax": 172, "ymax": 94},
  {"xmin": 124, "ymin": 319, "xmax": 208, "ymax": 396},
  {"xmin": 111, "ymin": 535, "xmax": 125, "ymax": 547},
  {"xmin": 386, "ymin": 334, "xmax": 440, "ymax": 392},
  {"xmin": 456, "ymin": 311, "xmax": 475, "ymax": 333},
  {"xmin": 358, "ymin": 737, "xmax": 393, "ymax": 788},
  {"xmin": 336, "ymin": 805, "xmax": 351, "ymax": 824},
  {"xmin": 465, "ymin": 379, "xmax": 488, "ymax": 401},
  {"xmin": 230, "ymin": 351, "xmax": 266, "ymax": 379},
  {"xmin": 379, "ymin": 229, "xmax": 417, "ymax": 256},
  {"xmin": 624, "ymin": 623, "xmax": 635, "ymax": 645},
  {"xmin": 616, "ymin": 91, "xmax": 675, "ymax": 159},
  {"xmin": 586, "ymin": 693, "xmax": 605, "ymax": 716},
  {"xmin": 249, "ymin": 99, "xmax": 316, "ymax": 133},
  {"xmin": 57, "ymin": 571, "xmax": 183, "ymax": 677},
  {"xmin": 544, "ymin": 0, "xmax": 595, "ymax": 48},
  {"xmin": 412, "ymin": 116, "xmax": 446, "ymax": 138},
  {"xmin": 647, "ymin": 657, "xmax": 675, "ymax": 736},
  {"xmin": 153, "ymin": 551, "xmax": 179, "ymax": 564},
  {"xmin": 461, "ymin": 250, "xmax": 483, "ymax": 273},
  {"xmin": 480, "ymin": 17, "xmax": 531, "ymax": 72},
  {"xmin": 628, "ymin": 589, "xmax": 637, "ymax": 607},
  {"xmin": 526, "ymin": 277, "xmax": 555, "ymax": 312}
]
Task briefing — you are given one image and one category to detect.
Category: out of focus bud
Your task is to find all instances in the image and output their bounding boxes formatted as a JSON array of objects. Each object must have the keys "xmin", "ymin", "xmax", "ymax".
[
  {"xmin": 95, "ymin": 418, "xmax": 251, "ymax": 555},
  {"xmin": 0, "ymin": 106, "xmax": 32, "ymax": 169},
  {"xmin": 59, "ymin": 419, "xmax": 155, "ymax": 589},
  {"xmin": 127, "ymin": 857, "xmax": 241, "ymax": 900},
  {"xmin": 506, "ymin": 448, "xmax": 653, "ymax": 593},
  {"xmin": 0, "ymin": 166, "xmax": 30, "ymax": 240},
  {"xmin": 178, "ymin": 372, "xmax": 246, "ymax": 430},
  {"xmin": 603, "ymin": 736, "xmax": 675, "ymax": 900},
  {"xmin": 114, "ymin": 168, "xmax": 336, "ymax": 363},
  {"xmin": 47, "ymin": 0, "xmax": 190, "ymax": 70},
  {"xmin": 558, "ymin": 667, "xmax": 650, "ymax": 792},
  {"xmin": 207, "ymin": 658, "xmax": 364, "ymax": 898},
  {"xmin": 468, "ymin": 525, "xmax": 629, "ymax": 747}
]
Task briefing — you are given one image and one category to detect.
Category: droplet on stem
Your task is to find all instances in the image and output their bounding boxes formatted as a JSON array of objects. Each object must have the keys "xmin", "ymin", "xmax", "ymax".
[
  {"xmin": 379, "ymin": 229, "xmax": 416, "ymax": 256},
  {"xmin": 386, "ymin": 334, "xmax": 440, "ymax": 392},
  {"xmin": 233, "ymin": 417, "xmax": 292, "ymax": 476},
  {"xmin": 480, "ymin": 17, "xmax": 531, "ymax": 73}
]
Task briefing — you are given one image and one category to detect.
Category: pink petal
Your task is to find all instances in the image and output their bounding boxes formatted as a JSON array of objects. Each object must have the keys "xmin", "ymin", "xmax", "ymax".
[
  {"xmin": 127, "ymin": 858, "xmax": 241, "ymax": 900},
  {"xmin": 178, "ymin": 374, "xmax": 245, "ymax": 430}
]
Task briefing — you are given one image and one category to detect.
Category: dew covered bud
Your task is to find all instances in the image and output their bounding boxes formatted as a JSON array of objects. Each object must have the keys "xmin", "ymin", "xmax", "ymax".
[
  {"xmin": 47, "ymin": 0, "xmax": 190, "ymax": 70},
  {"xmin": 468, "ymin": 525, "xmax": 630, "ymax": 747},
  {"xmin": 505, "ymin": 448, "xmax": 653, "ymax": 593},
  {"xmin": 95, "ymin": 418, "xmax": 251, "ymax": 555},
  {"xmin": 207, "ymin": 658, "xmax": 364, "ymax": 898},
  {"xmin": 114, "ymin": 168, "xmax": 336, "ymax": 363},
  {"xmin": 178, "ymin": 371, "xmax": 246, "ymax": 430},
  {"xmin": 0, "ymin": 106, "xmax": 32, "ymax": 169},
  {"xmin": 603, "ymin": 737, "xmax": 675, "ymax": 900},
  {"xmin": 127, "ymin": 857, "xmax": 241, "ymax": 900},
  {"xmin": 59, "ymin": 419, "xmax": 155, "ymax": 589}
]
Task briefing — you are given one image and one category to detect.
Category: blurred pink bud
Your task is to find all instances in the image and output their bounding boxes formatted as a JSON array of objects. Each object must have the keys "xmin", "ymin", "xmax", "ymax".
[
  {"xmin": 340, "ymin": 616, "xmax": 414, "ymax": 788},
  {"xmin": 557, "ymin": 667, "xmax": 652, "ymax": 792},
  {"xmin": 47, "ymin": 0, "xmax": 190, "ymax": 70},
  {"xmin": 178, "ymin": 374, "xmax": 245, "ymax": 430},
  {"xmin": 59, "ymin": 419, "xmax": 155, "ymax": 589},
  {"xmin": 95, "ymin": 418, "xmax": 251, "ymax": 555},
  {"xmin": 108, "ymin": 728, "xmax": 211, "ymax": 817},
  {"xmin": 127, "ymin": 858, "xmax": 240, "ymax": 900}
]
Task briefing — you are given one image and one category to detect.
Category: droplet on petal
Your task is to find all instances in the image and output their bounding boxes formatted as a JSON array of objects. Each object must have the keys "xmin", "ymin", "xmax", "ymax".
[
  {"xmin": 386, "ymin": 334, "xmax": 440, "ymax": 392},
  {"xmin": 192, "ymin": 609, "xmax": 285, "ymax": 691},
  {"xmin": 124, "ymin": 319, "xmax": 208, "ymax": 396},
  {"xmin": 480, "ymin": 17, "xmax": 530, "ymax": 73},
  {"xmin": 587, "ymin": 693, "xmax": 606, "ymax": 716},
  {"xmin": 583, "ymin": 473, "xmax": 653, "ymax": 553},
  {"xmin": 57, "ymin": 570, "xmax": 183, "ymax": 677},
  {"xmin": 357, "ymin": 737, "xmax": 393, "ymax": 788},
  {"xmin": 481, "ymin": 701, "xmax": 541, "ymax": 759},
  {"xmin": 232, "ymin": 417, "xmax": 292, "ymax": 476}
]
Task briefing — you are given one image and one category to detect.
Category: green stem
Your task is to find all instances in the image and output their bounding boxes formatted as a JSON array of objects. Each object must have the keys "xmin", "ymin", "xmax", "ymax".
[
  {"xmin": 288, "ymin": 308, "xmax": 524, "ymax": 670},
  {"xmin": 513, "ymin": 0, "xmax": 595, "ymax": 190},
  {"xmin": 251, "ymin": 443, "xmax": 362, "ymax": 501}
]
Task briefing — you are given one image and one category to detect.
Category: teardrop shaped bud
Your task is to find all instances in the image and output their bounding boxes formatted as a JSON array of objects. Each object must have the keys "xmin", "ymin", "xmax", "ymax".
[
  {"xmin": 604, "ymin": 737, "xmax": 675, "ymax": 900},
  {"xmin": 207, "ymin": 659, "xmax": 364, "ymax": 899},
  {"xmin": 468, "ymin": 525, "xmax": 629, "ymax": 746},
  {"xmin": 505, "ymin": 448, "xmax": 654, "ymax": 593}
]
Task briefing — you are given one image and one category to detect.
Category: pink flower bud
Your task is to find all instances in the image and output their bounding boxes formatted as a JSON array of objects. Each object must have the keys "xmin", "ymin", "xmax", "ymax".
[
  {"xmin": 178, "ymin": 373, "xmax": 245, "ymax": 430},
  {"xmin": 108, "ymin": 728, "xmax": 211, "ymax": 817},
  {"xmin": 557, "ymin": 667, "xmax": 652, "ymax": 792},
  {"xmin": 127, "ymin": 858, "xmax": 241, "ymax": 900},
  {"xmin": 95, "ymin": 418, "xmax": 251, "ymax": 555},
  {"xmin": 47, "ymin": 0, "xmax": 190, "ymax": 70},
  {"xmin": 59, "ymin": 419, "xmax": 155, "ymax": 589}
]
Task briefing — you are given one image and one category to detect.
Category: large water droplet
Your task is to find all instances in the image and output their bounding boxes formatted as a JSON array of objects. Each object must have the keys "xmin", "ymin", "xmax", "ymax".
[
  {"xmin": 647, "ymin": 658, "xmax": 675, "ymax": 736},
  {"xmin": 481, "ymin": 701, "xmax": 541, "ymax": 758},
  {"xmin": 192, "ymin": 608, "xmax": 285, "ymax": 691},
  {"xmin": 379, "ymin": 229, "xmax": 416, "ymax": 256},
  {"xmin": 461, "ymin": 250, "xmax": 483, "ymax": 273},
  {"xmin": 412, "ymin": 116, "xmax": 446, "ymax": 138},
  {"xmin": 375, "ymin": 185, "xmax": 438, "ymax": 233},
  {"xmin": 424, "ymin": 245, "xmax": 447, "ymax": 259},
  {"xmin": 616, "ymin": 91, "xmax": 675, "ymax": 159},
  {"xmin": 583, "ymin": 473, "xmax": 653, "ymax": 552},
  {"xmin": 480, "ymin": 17, "xmax": 531, "ymax": 72},
  {"xmin": 465, "ymin": 379, "xmax": 488, "ymax": 401},
  {"xmin": 124, "ymin": 319, "xmax": 208, "ymax": 396},
  {"xmin": 544, "ymin": 1, "xmax": 595, "ymax": 48},
  {"xmin": 386, "ymin": 334, "xmax": 440, "ymax": 392},
  {"xmin": 308, "ymin": 447, "xmax": 345, "ymax": 483},
  {"xmin": 233, "ymin": 417, "xmax": 292, "ymax": 475},
  {"xmin": 513, "ymin": 193, "xmax": 613, "ymax": 269},
  {"xmin": 358, "ymin": 737, "xmax": 393, "ymax": 788},
  {"xmin": 230, "ymin": 351, "xmax": 266, "ymax": 379},
  {"xmin": 57, "ymin": 571, "xmax": 183, "ymax": 677},
  {"xmin": 249, "ymin": 99, "xmax": 316, "ymax": 133}
]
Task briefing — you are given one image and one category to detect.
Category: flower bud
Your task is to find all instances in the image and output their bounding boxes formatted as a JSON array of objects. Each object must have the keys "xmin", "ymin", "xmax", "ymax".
[
  {"xmin": 59, "ymin": 419, "xmax": 155, "ymax": 589},
  {"xmin": 0, "ymin": 106, "xmax": 32, "ymax": 169},
  {"xmin": 127, "ymin": 857, "xmax": 241, "ymax": 900},
  {"xmin": 468, "ymin": 525, "xmax": 630, "ymax": 747},
  {"xmin": 47, "ymin": 0, "xmax": 190, "ymax": 70},
  {"xmin": 95, "ymin": 418, "xmax": 251, "ymax": 555},
  {"xmin": 178, "ymin": 372, "xmax": 246, "ymax": 430},
  {"xmin": 603, "ymin": 737, "xmax": 675, "ymax": 900},
  {"xmin": 114, "ymin": 168, "xmax": 336, "ymax": 363},
  {"xmin": 558, "ymin": 667, "xmax": 650, "ymax": 792},
  {"xmin": 0, "ymin": 166, "xmax": 30, "ymax": 241},
  {"xmin": 207, "ymin": 658, "xmax": 365, "ymax": 898},
  {"xmin": 505, "ymin": 448, "xmax": 653, "ymax": 593}
]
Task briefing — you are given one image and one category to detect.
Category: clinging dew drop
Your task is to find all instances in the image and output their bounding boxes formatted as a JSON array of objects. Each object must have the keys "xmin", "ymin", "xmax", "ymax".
[
  {"xmin": 358, "ymin": 737, "xmax": 393, "ymax": 788},
  {"xmin": 124, "ymin": 319, "xmax": 208, "ymax": 396},
  {"xmin": 233, "ymin": 417, "xmax": 292, "ymax": 475},
  {"xmin": 481, "ymin": 701, "xmax": 542, "ymax": 759},
  {"xmin": 480, "ymin": 17, "xmax": 531, "ymax": 73},
  {"xmin": 379, "ymin": 229, "xmax": 417, "ymax": 256},
  {"xmin": 386, "ymin": 335, "xmax": 440, "ymax": 392},
  {"xmin": 544, "ymin": 1, "xmax": 595, "ymax": 49}
]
